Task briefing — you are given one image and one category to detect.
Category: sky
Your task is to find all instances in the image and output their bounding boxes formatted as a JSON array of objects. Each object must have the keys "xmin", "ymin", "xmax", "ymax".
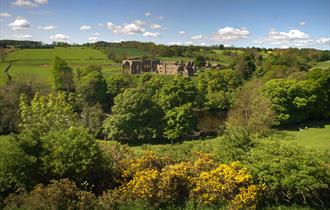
[{"xmin": 0, "ymin": 0, "xmax": 330, "ymax": 49}]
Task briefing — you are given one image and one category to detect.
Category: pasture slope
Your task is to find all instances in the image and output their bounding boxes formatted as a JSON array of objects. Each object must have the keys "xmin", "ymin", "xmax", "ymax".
[{"xmin": 0, "ymin": 47, "xmax": 121, "ymax": 85}]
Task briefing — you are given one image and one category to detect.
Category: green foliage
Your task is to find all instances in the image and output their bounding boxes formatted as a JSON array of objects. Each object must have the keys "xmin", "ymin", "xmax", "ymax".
[
  {"xmin": 157, "ymin": 76, "xmax": 197, "ymax": 110},
  {"xmin": 246, "ymin": 138, "xmax": 330, "ymax": 205},
  {"xmin": 76, "ymin": 65, "xmax": 109, "ymax": 110},
  {"xmin": 226, "ymin": 80, "xmax": 275, "ymax": 136},
  {"xmin": 234, "ymin": 52, "xmax": 256, "ymax": 80},
  {"xmin": 163, "ymin": 103, "xmax": 196, "ymax": 140},
  {"xmin": 194, "ymin": 55, "xmax": 206, "ymax": 67},
  {"xmin": 0, "ymin": 82, "xmax": 35, "ymax": 134},
  {"xmin": 263, "ymin": 79, "xmax": 327, "ymax": 124},
  {"xmin": 40, "ymin": 126, "xmax": 102, "ymax": 183},
  {"xmin": 107, "ymin": 74, "xmax": 135, "ymax": 107},
  {"xmin": 3, "ymin": 179, "xmax": 99, "ymax": 210},
  {"xmin": 80, "ymin": 104, "xmax": 105, "ymax": 137},
  {"xmin": 0, "ymin": 137, "xmax": 36, "ymax": 201},
  {"xmin": 103, "ymin": 87, "xmax": 164, "ymax": 141},
  {"xmin": 196, "ymin": 69, "xmax": 241, "ymax": 110},
  {"xmin": 307, "ymin": 68, "xmax": 330, "ymax": 116},
  {"xmin": 19, "ymin": 92, "xmax": 77, "ymax": 136},
  {"xmin": 52, "ymin": 57, "xmax": 75, "ymax": 92}
]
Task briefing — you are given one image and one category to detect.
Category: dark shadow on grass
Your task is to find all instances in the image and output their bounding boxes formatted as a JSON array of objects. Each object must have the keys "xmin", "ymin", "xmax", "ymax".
[{"xmin": 275, "ymin": 120, "xmax": 330, "ymax": 132}]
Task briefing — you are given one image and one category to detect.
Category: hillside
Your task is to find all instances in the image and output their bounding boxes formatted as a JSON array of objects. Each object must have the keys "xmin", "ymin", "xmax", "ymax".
[{"xmin": 0, "ymin": 47, "xmax": 121, "ymax": 85}]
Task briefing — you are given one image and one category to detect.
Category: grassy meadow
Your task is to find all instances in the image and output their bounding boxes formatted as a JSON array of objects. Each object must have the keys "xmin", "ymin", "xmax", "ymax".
[{"xmin": 0, "ymin": 47, "xmax": 121, "ymax": 85}]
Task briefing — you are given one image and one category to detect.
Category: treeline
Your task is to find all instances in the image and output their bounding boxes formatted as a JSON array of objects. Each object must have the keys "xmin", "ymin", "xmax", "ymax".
[{"xmin": 0, "ymin": 40, "xmax": 54, "ymax": 49}]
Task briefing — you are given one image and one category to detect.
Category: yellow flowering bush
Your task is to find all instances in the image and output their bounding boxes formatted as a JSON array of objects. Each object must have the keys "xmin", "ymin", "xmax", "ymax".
[
  {"xmin": 191, "ymin": 162, "xmax": 258, "ymax": 208},
  {"xmin": 120, "ymin": 169, "xmax": 160, "ymax": 200},
  {"xmin": 230, "ymin": 185, "xmax": 260, "ymax": 210},
  {"xmin": 158, "ymin": 162, "xmax": 194, "ymax": 203},
  {"xmin": 122, "ymin": 152, "xmax": 172, "ymax": 180},
  {"xmin": 100, "ymin": 152, "xmax": 259, "ymax": 209}
]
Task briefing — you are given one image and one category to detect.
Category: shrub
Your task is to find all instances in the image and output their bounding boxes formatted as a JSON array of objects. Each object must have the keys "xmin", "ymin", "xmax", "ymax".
[
  {"xmin": 4, "ymin": 179, "xmax": 99, "ymax": 210},
  {"xmin": 246, "ymin": 138, "xmax": 330, "ymax": 206}
]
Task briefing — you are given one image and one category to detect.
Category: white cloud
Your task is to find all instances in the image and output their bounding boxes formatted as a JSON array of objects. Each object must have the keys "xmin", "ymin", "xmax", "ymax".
[
  {"xmin": 156, "ymin": 16, "xmax": 165, "ymax": 20},
  {"xmin": 50, "ymin": 34, "xmax": 69, "ymax": 42},
  {"xmin": 107, "ymin": 20, "xmax": 146, "ymax": 35},
  {"xmin": 34, "ymin": 0, "xmax": 47, "ymax": 4},
  {"xmin": 8, "ymin": 17, "xmax": 30, "ymax": 30},
  {"xmin": 12, "ymin": 0, "xmax": 48, "ymax": 7},
  {"xmin": 93, "ymin": 32, "xmax": 101, "ymax": 36},
  {"xmin": 150, "ymin": 24, "xmax": 161, "ymax": 30},
  {"xmin": 80, "ymin": 25, "xmax": 91, "ymax": 31},
  {"xmin": 0, "ymin": 12, "xmax": 11, "ymax": 17},
  {"xmin": 145, "ymin": 12, "xmax": 151, "ymax": 17},
  {"xmin": 179, "ymin": 31, "xmax": 186, "ymax": 35},
  {"xmin": 185, "ymin": 41, "xmax": 193, "ymax": 45},
  {"xmin": 191, "ymin": 34, "xmax": 203, "ymax": 40},
  {"xmin": 255, "ymin": 29, "xmax": 310, "ymax": 46},
  {"xmin": 316, "ymin": 37, "xmax": 330, "ymax": 45},
  {"xmin": 14, "ymin": 34, "xmax": 32, "ymax": 39},
  {"xmin": 88, "ymin": 36, "xmax": 99, "ymax": 43},
  {"xmin": 37, "ymin": 25, "xmax": 56, "ymax": 30},
  {"xmin": 210, "ymin": 27, "xmax": 250, "ymax": 41},
  {"xmin": 299, "ymin": 21, "xmax": 306, "ymax": 26},
  {"xmin": 98, "ymin": 23, "xmax": 104, "ymax": 27},
  {"xmin": 167, "ymin": 41, "xmax": 182, "ymax": 45},
  {"xmin": 143, "ymin": 31, "xmax": 160, "ymax": 38}
]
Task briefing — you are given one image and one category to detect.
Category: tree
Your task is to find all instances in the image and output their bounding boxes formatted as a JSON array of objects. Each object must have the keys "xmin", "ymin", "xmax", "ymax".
[
  {"xmin": 40, "ymin": 127, "xmax": 103, "ymax": 183},
  {"xmin": 196, "ymin": 69, "xmax": 241, "ymax": 110},
  {"xmin": 157, "ymin": 76, "xmax": 197, "ymax": 110},
  {"xmin": 194, "ymin": 55, "xmax": 206, "ymax": 67},
  {"xmin": 19, "ymin": 92, "xmax": 77, "ymax": 136},
  {"xmin": 103, "ymin": 88, "xmax": 164, "ymax": 141},
  {"xmin": 107, "ymin": 74, "xmax": 135, "ymax": 107},
  {"xmin": 0, "ymin": 82, "xmax": 35, "ymax": 135},
  {"xmin": 76, "ymin": 65, "xmax": 109, "ymax": 110},
  {"xmin": 234, "ymin": 53, "xmax": 256, "ymax": 80},
  {"xmin": 0, "ymin": 136, "xmax": 36, "ymax": 202},
  {"xmin": 226, "ymin": 80, "xmax": 275, "ymax": 136},
  {"xmin": 163, "ymin": 103, "xmax": 196, "ymax": 140},
  {"xmin": 52, "ymin": 57, "xmax": 75, "ymax": 92},
  {"xmin": 80, "ymin": 104, "xmax": 105, "ymax": 137},
  {"xmin": 263, "ymin": 78, "xmax": 327, "ymax": 125}
]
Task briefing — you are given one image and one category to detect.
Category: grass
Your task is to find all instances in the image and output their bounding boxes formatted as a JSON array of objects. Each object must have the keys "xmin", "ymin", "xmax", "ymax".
[
  {"xmin": 0, "ymin": 47, "xmax": 121, "ymax": 85},
  {"xmin": 312, "ymin": 60, "xmax": 330, "ymax": 70},
  {"xmin": 5, "ymin": 47, "xmax": 108, "ymax": 61},
  {"xmin": 273, "ymin": 123, "xmax": 330, "ymax": 151}
]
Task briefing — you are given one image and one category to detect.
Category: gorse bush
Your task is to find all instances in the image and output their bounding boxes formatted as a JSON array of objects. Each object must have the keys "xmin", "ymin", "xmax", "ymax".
[{"xmin": 99, "ymin": 152, "xmax": 260, "ymax": 209}]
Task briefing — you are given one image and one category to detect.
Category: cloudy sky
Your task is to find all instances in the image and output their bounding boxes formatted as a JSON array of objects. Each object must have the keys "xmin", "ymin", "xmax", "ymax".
[{"xmin": 0, "ymin": 0, "xmax": 330, "ymax": 49}]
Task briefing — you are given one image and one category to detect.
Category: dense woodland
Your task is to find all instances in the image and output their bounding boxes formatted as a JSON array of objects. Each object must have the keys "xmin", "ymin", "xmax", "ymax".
[{"xmin": 0, "ymin": 40, "xmax": 330, "ymax": 209}]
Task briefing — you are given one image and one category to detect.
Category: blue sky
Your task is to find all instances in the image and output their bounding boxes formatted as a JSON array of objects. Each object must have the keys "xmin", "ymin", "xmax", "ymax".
[{"xmin": 1, "ymin": 0, "xmax": 330, "ymax": 49}]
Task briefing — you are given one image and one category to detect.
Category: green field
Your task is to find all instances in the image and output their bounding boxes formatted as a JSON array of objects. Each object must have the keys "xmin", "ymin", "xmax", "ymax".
[
  {"xmin": 0, "ymin": 47, "xmax": 121, "ymax": 85},
  {"xmin": 273, "ymin": 123, "xmax": 330, "ymax": 151},
  {"xmin": 312, "ymin": 60, "xmax": 330, "ymax": 70}
]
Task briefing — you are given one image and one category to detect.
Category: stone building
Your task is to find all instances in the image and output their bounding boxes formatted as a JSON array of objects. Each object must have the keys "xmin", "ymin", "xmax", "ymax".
[
  {"xmin": 122, "ymin": 58, "xmax": 195, "ymax": 77},
  {"xmin": 122, "ymin": 58, "xmax": 160, "ymax": 74}
]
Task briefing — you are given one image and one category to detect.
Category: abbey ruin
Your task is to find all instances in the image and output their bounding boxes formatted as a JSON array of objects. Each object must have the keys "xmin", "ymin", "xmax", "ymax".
[{"xmin": 122, "ymin": 58, "xmax": 195, "ymax": 77}]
